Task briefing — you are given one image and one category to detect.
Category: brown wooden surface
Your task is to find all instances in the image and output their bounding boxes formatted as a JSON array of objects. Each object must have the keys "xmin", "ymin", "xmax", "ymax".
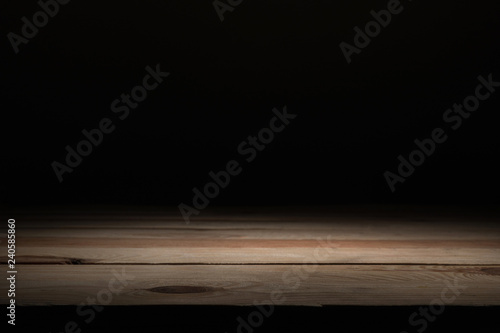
[{"xmin": 2, "ymin": 207, "xmax": 500, "ymax": 305}]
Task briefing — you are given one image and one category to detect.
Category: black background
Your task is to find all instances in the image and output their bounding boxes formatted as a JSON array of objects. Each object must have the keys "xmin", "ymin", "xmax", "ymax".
[
  {"xmin": 2, "ymin": 0, "xmax": 500, "ymax": 332},
  {"xmin": 2, "ymin": 0, "xmax": 500, "ymax": 207}
]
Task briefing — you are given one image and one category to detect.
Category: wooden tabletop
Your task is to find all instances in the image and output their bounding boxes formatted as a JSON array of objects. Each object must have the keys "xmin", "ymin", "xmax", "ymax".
[{"xmin": 2, "ymin": 207, "xmax": 500, "ymax": 306}]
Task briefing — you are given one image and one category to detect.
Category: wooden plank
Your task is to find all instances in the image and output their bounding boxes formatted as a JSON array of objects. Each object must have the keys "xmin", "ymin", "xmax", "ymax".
[
  {"xmin": 3, "ymin": 220, "xmax": 499, "ymax": 264},
  {"xmin": 5, "ymin": 265, "xmax": 500, "ymax": 306},
  {"xmin": 13, "ymin": 223, "xmax": 500, "ymax": 239},
  {"xmin": 9, "ymin": 244, "xmax": 500, "ymax": 265},
  {"xmin": 3, "ymin": 209, "xmax": 499, "ymax": 305}
]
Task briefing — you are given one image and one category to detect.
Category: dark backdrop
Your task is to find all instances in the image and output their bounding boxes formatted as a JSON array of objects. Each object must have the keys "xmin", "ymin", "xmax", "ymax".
[{"xmin": 2, "ymin": 0, "xmax": 499, "ymax": 207}]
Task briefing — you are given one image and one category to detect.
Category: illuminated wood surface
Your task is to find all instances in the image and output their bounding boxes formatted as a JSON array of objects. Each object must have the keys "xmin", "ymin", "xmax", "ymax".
[{"xmin": 2, "ymin": 207, "xmax": 500, "ymax": 305}]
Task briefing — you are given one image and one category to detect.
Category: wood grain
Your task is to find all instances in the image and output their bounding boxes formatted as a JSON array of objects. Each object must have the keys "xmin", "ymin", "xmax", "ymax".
[
  {"xmin": 6, "ymin": 265, "xmax": 500, "ymax": 306},
  {"xmin": 2, "ymin": 208, "xmax": 500, "ymax": 305}
]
